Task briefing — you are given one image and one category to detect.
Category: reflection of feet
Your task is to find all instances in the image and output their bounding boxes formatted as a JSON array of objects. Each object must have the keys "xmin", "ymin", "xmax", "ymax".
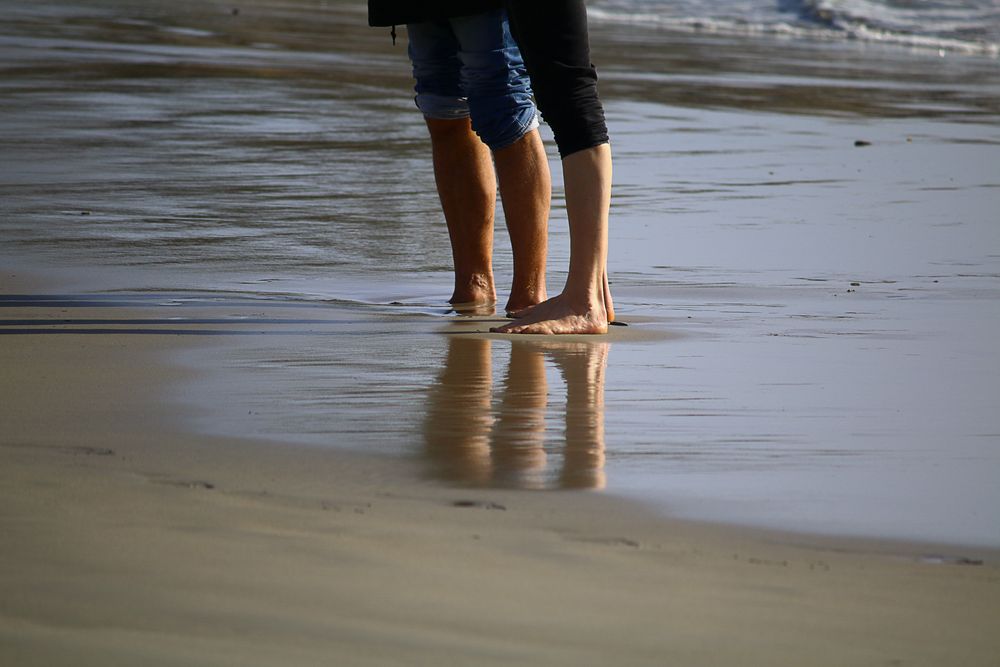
[
  {"xmin": 558, "ymin": 341, "xmax": 609, "ymax": 385},
  {"xmin": 491, "ymin": 293, "xmax": 608, "ymax": 335}
]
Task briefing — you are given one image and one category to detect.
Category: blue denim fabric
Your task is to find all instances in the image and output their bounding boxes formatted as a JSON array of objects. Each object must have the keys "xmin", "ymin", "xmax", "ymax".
[{"xmin": 407, "ymin": 10, "xmax": 539, "ymax": 151}]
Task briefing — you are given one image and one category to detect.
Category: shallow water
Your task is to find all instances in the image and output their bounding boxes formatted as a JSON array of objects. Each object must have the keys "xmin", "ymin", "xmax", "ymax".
[{"xmin": 2, "ymin": 0, "xmax": 999, "ymax": 546}]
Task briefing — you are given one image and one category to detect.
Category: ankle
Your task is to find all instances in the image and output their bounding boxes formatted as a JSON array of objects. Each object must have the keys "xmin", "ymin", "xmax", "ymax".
[
  {"xmin": 451, "ymin": 272, "xmax": 496, "ymax": 305},
  {"xmin": 506, "ymin": 279, "xmax": 546, "ymax": 312},
  {"xmin": 560, "ymin": 283, "xmax": 605, "ymax": 313}
]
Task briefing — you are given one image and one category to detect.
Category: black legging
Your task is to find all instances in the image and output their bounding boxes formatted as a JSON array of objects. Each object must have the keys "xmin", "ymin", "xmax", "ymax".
[{"xmin": 506, "ymin": 0, "xmax": 609, "ymax": 158}]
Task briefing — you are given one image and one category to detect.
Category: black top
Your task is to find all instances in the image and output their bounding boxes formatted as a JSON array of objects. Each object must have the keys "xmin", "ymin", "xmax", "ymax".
[{"xmin": 368, "ymin": 0, "xmax": 503, "ymax": 27}]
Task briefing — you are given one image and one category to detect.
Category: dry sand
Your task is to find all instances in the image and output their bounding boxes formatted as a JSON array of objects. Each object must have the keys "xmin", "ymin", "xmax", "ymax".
[{"xmin": 1, "ymin": 270, "xmax": 999, "ymax": 666}]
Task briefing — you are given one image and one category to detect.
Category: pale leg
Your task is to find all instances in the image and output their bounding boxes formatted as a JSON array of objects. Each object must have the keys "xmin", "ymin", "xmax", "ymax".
[{"xmin": 492, "ymin": 143, "xmax": 614, "ymax": 334}]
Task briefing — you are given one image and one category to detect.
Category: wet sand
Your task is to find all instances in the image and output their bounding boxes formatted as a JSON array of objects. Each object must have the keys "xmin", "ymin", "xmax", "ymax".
[{"xmin": 2, "ymin": 271, "xmax": 1000, "ymax": 666}]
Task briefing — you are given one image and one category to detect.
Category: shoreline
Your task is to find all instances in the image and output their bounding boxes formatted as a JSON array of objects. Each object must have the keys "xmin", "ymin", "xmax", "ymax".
[
  {"xmin": 3, "ymin": 266, "xmax": 1000, "ymax": 665},
  {"xmin": 6, "ymin": 258, "xmax": 997, "ymax": 555},
  {"xmin": 3, "ymin": 262, "xmax": 998, "ymax": 560}
]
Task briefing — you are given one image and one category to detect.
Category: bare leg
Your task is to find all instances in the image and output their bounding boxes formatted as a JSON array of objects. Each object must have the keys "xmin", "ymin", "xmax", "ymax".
[
  {"xmin": 492, "ymin": 143, "xmax": 614, "ymax": 334},
  {"xmin": 493, "ymin": 129, "xmax": 550, "ymax": 316},
  {"xmin": 426, "ymin": 117, "xmax": 497, "ymax": 312}
]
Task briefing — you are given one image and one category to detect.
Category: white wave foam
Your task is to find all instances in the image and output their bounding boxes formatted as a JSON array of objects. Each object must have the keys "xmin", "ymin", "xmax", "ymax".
[
  {"xmin": 588, "ymin": 3, "xmax": 1000, "ymax": 57},
  {"xmin": 800, "ymin": 0, "xmax": 999, "ymax": 55}
]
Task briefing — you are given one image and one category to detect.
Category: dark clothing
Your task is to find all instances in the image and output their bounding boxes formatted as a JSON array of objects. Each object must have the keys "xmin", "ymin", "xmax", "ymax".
[
  {"xmin": 368, "ymin": 1, "xmax": 502, "ymax": 27},
  {"xmin": 505, "ymin": 0, "xmax": 608, "ymax": 157},
  {"xmin": 368, "ymin": 0, "xmax": 609, "ymax": 158},
  {"xmin": 407, "ymin": 11, "xmax": 539, "ymax": 152}
]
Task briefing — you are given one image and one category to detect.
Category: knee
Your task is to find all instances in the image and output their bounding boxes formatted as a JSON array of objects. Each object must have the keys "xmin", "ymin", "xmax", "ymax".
[
  {"xmin": 455, "ymin": 13, "xmax": 540, "ymax": 151},
  {"xmin": 531, "ymin": 63, "xmax": 608, "ymax": 158},
  {"xmin": 412, "ymin": 60, "xmax": 468, "ymax": 121},
  {"xmin": 415, "ymin": 94, "xmax": 471, "ymax": 121},
  {"xmin": 424, "ymin": 116, "xmax": 473, "ymax": 143},
  {"xmin": 468, "ymin": 99, "xmax": 539, "ymax": 152},
  {"xmin": 461, "ymin": 53, "xmax": 540, "ymax": 150}
]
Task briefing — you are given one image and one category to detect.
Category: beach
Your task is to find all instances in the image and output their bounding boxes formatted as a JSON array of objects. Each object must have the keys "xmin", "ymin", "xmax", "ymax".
[
  {"xmin": 2, "ymin": 0, "xmax": 1000, "ymax": 663},
  {"xmin": 3, "ymin": 272, "xmax": 999, "ymax": 666}
]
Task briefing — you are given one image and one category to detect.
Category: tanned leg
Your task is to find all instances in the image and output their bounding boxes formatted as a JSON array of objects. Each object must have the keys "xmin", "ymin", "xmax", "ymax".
[
  {"xmin": 426, "ymin": 116, "xmax": 497, "ymax": 312},
  {"xmin": 492, "ymin": 143, "xmax": 614, "ymax": 334},
  {"xmin": 492, "ymin": 129, "xmax": 550, "ymax": 316}
]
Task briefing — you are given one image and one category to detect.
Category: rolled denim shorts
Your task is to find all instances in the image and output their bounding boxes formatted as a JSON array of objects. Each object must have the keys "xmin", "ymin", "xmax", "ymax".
[{"xmin": 407, "ymin": 10, "xmax": 539, "ymax": 152}]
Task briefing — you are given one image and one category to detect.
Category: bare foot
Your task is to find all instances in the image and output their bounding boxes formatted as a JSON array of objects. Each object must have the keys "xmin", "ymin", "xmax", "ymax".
[
  {"xmin": 505, "ymin": 304, "xmax": 533, "ymax": 319},
  {"xmin": 490, "ymin": 293, "xmax": 608, "ymax": 335},
  {"xmin": 450, "ymin": 274, "xmax": 496, "ymax": 315},
  {"xmin": 450, "ymin": 300, "xmax": 496, "ymax": 316},
  {"xmin": 504, "ymin": 281, "xmax": 547, "ymax": 319},
  {"xmin": 505, "ymin": 303, "xmax": 537, "ymax": 319},
  {"xmin": 602, "ymin": 271, "xmax": 615, "ymax": 324},
  {"xmin": 504, "ymin": 295, "xmax": 546, "ymax": 319}
]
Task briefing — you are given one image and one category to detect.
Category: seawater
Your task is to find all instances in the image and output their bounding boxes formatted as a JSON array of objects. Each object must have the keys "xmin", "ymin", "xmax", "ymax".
[
  {"xmin": 590, "ymin": 0, "xmax": 1000, "ymax": 55},
  {"xmin": 2, "ymin": 0, "xmax": 999, "ymax": 547}
]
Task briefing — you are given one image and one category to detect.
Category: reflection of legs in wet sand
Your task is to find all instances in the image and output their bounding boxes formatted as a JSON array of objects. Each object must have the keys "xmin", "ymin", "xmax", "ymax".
[
  {"xmin": 424, "ymin": 336, "xmax": 609, "ymax": 490},
  {"xmin": 489, "ymin": 341, "xmax": 548, "ymax": 488},
  {"xmin": 549, "ymin": 342, "xmax": 608, "ymax": 489},
  {"xmin": 422, "ymin": 337, "xmax": 494, "ymax": 484}
]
